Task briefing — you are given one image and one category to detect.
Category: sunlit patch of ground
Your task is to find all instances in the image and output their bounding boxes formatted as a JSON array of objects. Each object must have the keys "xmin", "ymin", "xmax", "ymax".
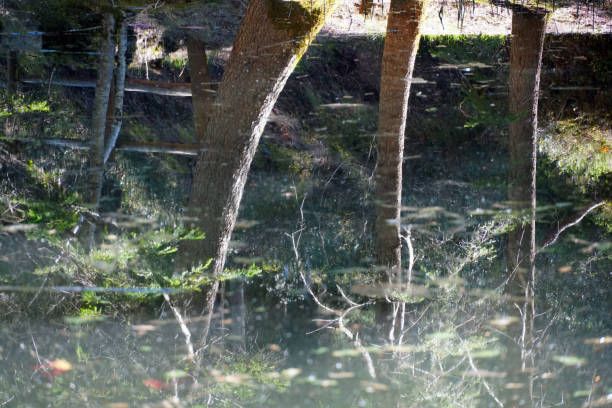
[{"xmin": 323, "ymin": 0, "xmax": 612, "ymax": 35}]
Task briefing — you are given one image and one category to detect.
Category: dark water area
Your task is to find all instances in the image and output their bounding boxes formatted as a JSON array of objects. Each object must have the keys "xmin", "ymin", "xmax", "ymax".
[{"xmin": 1, "ymin": 0, "xmax": 611, "ymax": 407}]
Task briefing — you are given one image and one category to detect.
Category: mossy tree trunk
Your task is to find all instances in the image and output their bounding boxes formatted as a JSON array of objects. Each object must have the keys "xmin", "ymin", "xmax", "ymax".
[
  {"xmin": 179, "ymin": 0, "xmax": 337, "ymax": 277},
  {"xmin": 506, "ymin": 7, "xmax": 548, "ymax": 295},
  {"xmin": 178, "ymin": 0, "xmax": 336, "ymax": 348},
  {"xmin": 374, "ymin": 0, "xmax": 427, "ymax": 332}
]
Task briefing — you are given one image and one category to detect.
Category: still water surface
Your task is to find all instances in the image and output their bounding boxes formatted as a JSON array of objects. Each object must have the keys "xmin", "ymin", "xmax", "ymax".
[{"xmin": 1, "ymin": 0, "xmax": 610, "ymax": 406}]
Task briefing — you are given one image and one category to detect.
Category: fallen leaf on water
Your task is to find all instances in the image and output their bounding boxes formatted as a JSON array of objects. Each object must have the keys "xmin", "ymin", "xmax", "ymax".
[
  {"xmin": 328, "ymin": 371, "xmax": 355, "ymax": 379},
  {"xmin": 552, "ymin": 355, "xmax": 587, "ymax": 366},
  {"xmin": 268, "ymin": 344, "xmax": 282, "ymax": 352},
  {"xmin": 489, "ymin": 316, "xmax": 519, "ymax": 328},
  {"xmin": 360, "ymin": 381, "xmax": 389, "ymax": 392},
  {"xmin": 33, "ymin": 359, "xmax": 73, "ymax": 378},
  {"xmin": 215, "ymin": 373, "xmax": 251, "ymax": 384},
  {"xmin": 143, "ymin": 379, "xmax": 168, "ymax": 390},
  {"xmin": 584, "ymin": 336, "xmax": 612, "ymax": 345}
]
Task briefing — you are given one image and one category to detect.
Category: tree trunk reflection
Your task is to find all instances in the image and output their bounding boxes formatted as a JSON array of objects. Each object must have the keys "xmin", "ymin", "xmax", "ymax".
[
  {"xmin": 178, "ymin": 0, "xmax": 337, "ymax": 347},
  {"xmin": 506, "ymin": 7, "xmax": 548, "ymax": 295},
  {"xmin": 374, "ymin": 0, "xmax": 427, "ymax": 334}
]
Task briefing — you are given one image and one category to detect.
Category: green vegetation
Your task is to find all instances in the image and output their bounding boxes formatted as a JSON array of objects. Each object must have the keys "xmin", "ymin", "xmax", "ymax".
[{"xmin": 541, "ymin": 112, "xmax": 611, "ymax": 184}]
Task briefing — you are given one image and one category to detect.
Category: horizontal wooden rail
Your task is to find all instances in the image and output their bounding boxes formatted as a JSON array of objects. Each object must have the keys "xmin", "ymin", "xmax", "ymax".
[{"xmin": 6, "ymin": 138, "xmax": 205, "ymax": 156}]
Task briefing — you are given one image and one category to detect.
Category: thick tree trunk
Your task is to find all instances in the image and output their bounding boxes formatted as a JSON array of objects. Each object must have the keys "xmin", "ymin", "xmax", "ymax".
[
  {"xmin": 186, "ymin": 35, "xmax": 214, "ymax": 144},
  {"xmin": 506, "ymin": 8, "xmax": 547, "ymax": 294},
  {"xmin": 179, "ymin": 0, "xmax": 337, "ymax": 277},
  {"xmin": 374, "ymin": 0, "xmax": 427, "ymax": 332},
  {"xmin": 104, "ymin": 19, "xmax": 128, "ymax": 164}
]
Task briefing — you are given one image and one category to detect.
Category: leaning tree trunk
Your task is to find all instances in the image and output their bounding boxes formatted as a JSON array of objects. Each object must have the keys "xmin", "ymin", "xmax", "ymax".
[
  {"xmin": 374, "ymin": 0, "xmax": 427, "ymax": 332},
  {"xmin": 104, "ymin": 18, "xmax": 128, "ymax": 164},
  {"xmin": 186, "ymin": 34, "xmax": 215, "ymax": 144},
  {"xmin": 506, "ymin": 7, "xmax": 548, "ymax": 295},
  {"xmin": 179, "ymin": 0, "xmax": 337, "ymax": 277}
]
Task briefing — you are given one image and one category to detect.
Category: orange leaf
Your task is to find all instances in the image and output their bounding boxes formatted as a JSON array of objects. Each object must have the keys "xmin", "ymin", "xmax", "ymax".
[{"xmin": 143, "ymin": 379, "xmax": 168, "ymax": 390}]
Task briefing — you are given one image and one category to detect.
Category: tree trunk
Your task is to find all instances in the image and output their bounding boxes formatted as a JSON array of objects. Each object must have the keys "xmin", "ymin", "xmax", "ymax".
[
  {"xmin": 179, "ymin": 0, "xmax": 337, "ymax": 277},
  {"xmin": 374, "ymin": 0, "xmax": 427, "ymax": 332},
  {"xmin": 7, "ymin": 50, "xmax": 17, "ymax": 95},
  {"xmin": 104, "ymin": 19, "xmax": 128, "ymax": 164},
  {"xmin": 186, "ymin": 35, "xmax": 214, "ymax": 144},
  {"xmin": 79, "ymin": 13, "xmax": 115, "ymax": 251},
  {"xmin": 85, "ymin": 12, "xmax": 115, "ymax": 208},
  {"xmin": 506, "ymin": 7, "xmax": 548, "ymax": 294}
]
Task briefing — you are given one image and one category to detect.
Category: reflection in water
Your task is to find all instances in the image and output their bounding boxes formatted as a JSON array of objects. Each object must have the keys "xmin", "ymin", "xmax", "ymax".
[
  {"xmin": 0, "ymin": 0, "xmax": 610, "ymax": 406},
  {"xmin": 506, "ymin": 6, "xmax": 548, "ymax": 295},
  {"xmin": 374, "ymin": 0, "xmax": 427, "ymax": 334}
]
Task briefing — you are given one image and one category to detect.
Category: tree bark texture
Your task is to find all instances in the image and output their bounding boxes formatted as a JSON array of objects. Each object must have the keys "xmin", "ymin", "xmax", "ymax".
[
  {"xmin": 79, "ymin": 13, "xmax": 115, "ymax": 251},
  {"xmin": 179, "ymin": 0, "xmax": 337, "ymax": 277},
  {"xmin": 104, "ymin": 19, "xmax": 128, "ymax": 164},
  {"xmin": 375, "ymin": 0, "xmax": 427, "ymax": 283},
  {"xmin": 506, "ymin": 8, "xmax": 547, "ymax": 293},
  {"xmin": 86, "ymin": 13, "xmax": 115, "ymax": 208},
  {"xmin": 186, "ymin": 35, "xmax": 215, "ymax": 144},
  {"xmin": 374, "ymin": 0, "xmax": 427, "ymax": 334}
]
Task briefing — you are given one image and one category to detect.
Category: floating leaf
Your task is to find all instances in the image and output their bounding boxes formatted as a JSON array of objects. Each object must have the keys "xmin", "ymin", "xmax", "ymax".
[
  {"xmin": 215, "ymin": 373, "xmax": 251, "ymax": 384},
  {"xmin": 489, "ymin": 316, "xmax": 519, "ymax": 328},
  {"xmin": 332, "ymin": 349, "xmax": 361, "ymax": 357},
  {"xmin": 471, "ymin": 349, "xmax": 501, "ymax": 359},
  {"xmin": 280, "ymin": 368, "xmax": 302, "ymax": 379},
  {"xmin": 360, "ymin": 381, "xmax": 389, "ymax": 392},
  {"xmin": 328, "ymin": 371, "xmax": 355, "ymax": 379},
  {"xmin": 584, "ymin": 336, "xmax": 612, "ymax": 345},
  {"xmin": 65, "ymin": 315, "xmax": 104, "ymax": 325},
  {"xmin": 164, "ymin": 369, "xmax": 189, "ymax": 380},
  {"xmin": 143, "ymin": 379, "xmax": 167, "ymax": 390},
  {"xmin": 552, "ymin": 355, "xmax": 587, "ymax": 366},
  {"xmin": 268, "ymin": 344, "xmax": 282, "ymax": 352}
]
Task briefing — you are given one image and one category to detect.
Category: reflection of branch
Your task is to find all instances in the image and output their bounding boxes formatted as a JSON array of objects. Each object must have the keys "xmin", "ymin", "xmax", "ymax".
[
  {"xmin": 464, "ymin": 344, "xmax": 504, "ymax": 408},
  {"xmin": 538, "ymin": 201, "xmax": 605, "ymax": 251},
  {"xmin": 288, "ymin": 193, "xmax": 376, "ymax": 378},
  {"xmin": 163, "ymin": 293, "xmax": 195, "ymax": 360},
  {"xmin": 401, "ymin": 226, "xmax": 414, "ymax": 285},
  {"xmin": 299, "ymin": 269, "xmax": 376, "ymax": 379},
  {"xmin": 298, "ymin": 269, "xmax": 340, "ymax": 316},
  {"xmin": 336, "ymin": 284, "xmax": 358, "ymax": 307}
]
